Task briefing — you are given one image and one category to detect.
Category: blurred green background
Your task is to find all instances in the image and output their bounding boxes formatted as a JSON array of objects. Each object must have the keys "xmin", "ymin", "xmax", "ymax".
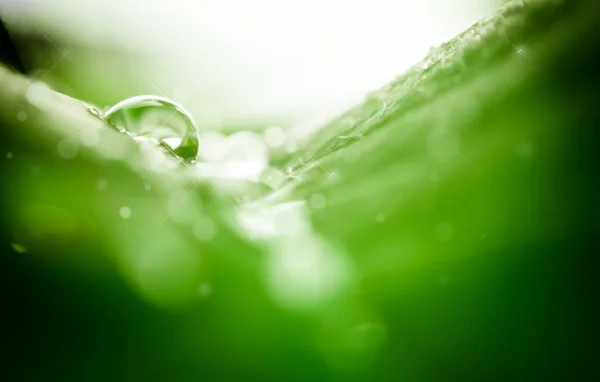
[{"xmin": 1, "ymin": 0, "xmax": 599, "ymax": 381}]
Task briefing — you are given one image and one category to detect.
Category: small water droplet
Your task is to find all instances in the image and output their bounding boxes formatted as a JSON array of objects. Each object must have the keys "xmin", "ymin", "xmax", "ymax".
[
  {"xmin": 103, "ymin": 95, "xmax": 199, "ymax": 161},
  {"xmin": 197, "ymin": 283, "xmax": 212, "ymax": 297},
  {"xmin": 120, "ymin": 206, "xmax": 132, "ymax": 219},
  {"xmin": 17, "ymin": 111, "xmax": 28, "ymax": 122},
  {"xmin": 6, "ymin": 152, "xmax": 13, "ymax": 159},
  {"xmin": 87, "ymin": 107, "xmax": 102, "ymax": 118},
  {"xmin": 144, "ymin": 184, "xmax": 152, "ymax": 191}
]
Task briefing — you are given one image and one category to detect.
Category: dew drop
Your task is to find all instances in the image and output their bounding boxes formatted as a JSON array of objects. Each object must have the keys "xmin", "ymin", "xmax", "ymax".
[
  {"xmin": 17, "ymin": 111, "xmax": 28, "ymax": 122},
  {"xmin": 197, "ymin": 283, "xmax": 212, "ymax": 297},
  {"xmin": 103, "ymin": 95, "xmax": 199, "ymax": 161},
  {"xmin": 6, "ymin": 152, "xmax": 13, "ymax": 159},
  {"xmin": 120, "ymin": 206, "xmax": 132, "ymax": 219},
  {"xmin": 87, "ymin": 107, "xmax": 102, "ymax": 118}
]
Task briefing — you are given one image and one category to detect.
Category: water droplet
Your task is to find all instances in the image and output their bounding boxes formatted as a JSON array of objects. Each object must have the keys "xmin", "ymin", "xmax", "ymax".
[
  {"xmin": 144, "ymin": 183, "xmax": 152, "ymax": 191},
  {"xmin": 17, "ymin": 111, "xmax": 28, "ymax": 122},
  {"xmin": 103, "ymin": 95, "xmax": 199, "ymax": 161},
  {"xmin": 120, "ymin": 206, "xmax": 132, "ymax": 219},
  {"xmin": 87, "ymin": 107, "xmax": 102, "ymax": 118},
  {"xmin": 197, "ymin": 283, "xmax": 212, "ymax": 297},
  {"xmin": 6, "ymin": 152, "xmax": 13, "ymax": 159}
]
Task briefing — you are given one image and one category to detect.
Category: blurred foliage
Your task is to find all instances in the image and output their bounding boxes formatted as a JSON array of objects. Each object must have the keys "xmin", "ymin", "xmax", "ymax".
[{"xmin": 1, "ymin": 0, "xmax": 600, "ymax": 381}]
